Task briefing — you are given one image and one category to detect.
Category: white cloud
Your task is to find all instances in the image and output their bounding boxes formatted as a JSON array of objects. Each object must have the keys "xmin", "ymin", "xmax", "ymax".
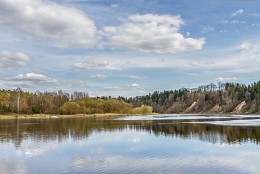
[
  {"xmin": 0, "ymin": 2, "xmax": 205, "ymax": 54},
  {"xmin": 68, "ymin": 55, "xmax": 190, "ymax": 71},
  {"xmin": 239, "ymin": 41, "xmax": 260, "ymax": 55},
  {"xmin": 128, "ymin": 83, "xmax": 142, "ymax": 90},
  {"xmin": 10, "ymin": 73, "xmax": 58, "ymax": 87},
  {"xmin": 102, "ymin": 14, "xmax": 205, "ymax": 54},
  {"xmin": 188, "ymin": 61, "xmax": 215, "ymax": 67},
  {"xmin": 127, "ymin": 75, "xmax": 145, "ymax": 79},
  {"xmin": 50, "ymin": 43, "xmax": 69, "ymax": 50},
  {"xmin": 103, "ymin": 86, "xmax": 121, "ymax": 90},
  {"xmin": 0, "ymin": 0, "xmax": 98, "ymax": 47},
  {"xmin": 90, "ymin": 74, "xmax": 107, "ymax": 79},
  {"xmin": 232, "ymin": 9, "xmax": 244, "ymax": 17},
  {"xmin": 239, "ymin": 42, "xmax": 252, "ymax": 51},
  {"xmin": 215, "ymin": 77, "xmax": 238, "ymax": 82},
  {"xmin": 0, "ymin": 51, "xmax": 30, "ymax": 69},
  {"xmin": 73, "ymin": 59, "xmax": 121, "ymax": 70},
  {"xmin": 209, "ymin": 41, "xmax": 260, "ymax": 74},
  {"xmin": 129, "ymin": 83, "xmax": 140, "ymax": 87},
  {"xmin": 73, "ymin": 59, "xmax": 109, "ymax": 70}
]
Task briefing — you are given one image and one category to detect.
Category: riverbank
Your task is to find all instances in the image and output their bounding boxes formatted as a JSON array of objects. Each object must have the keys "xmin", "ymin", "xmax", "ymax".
[
  {"xmin": 0, "ymin": 113, "xmax": 138, "ymax": 119},
  {"xmin": 0, "ymin": 112, "xmax": 254, "ymax": 120}
]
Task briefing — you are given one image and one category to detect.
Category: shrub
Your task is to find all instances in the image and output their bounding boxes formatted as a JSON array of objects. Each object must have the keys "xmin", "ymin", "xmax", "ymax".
[
  {"xmin": 132, "ymin": 105, "xmax": 153, "ymax": 115},
  {"xmin": 58, "ymin": 102, "xmax": 80, "ymax": 115}
]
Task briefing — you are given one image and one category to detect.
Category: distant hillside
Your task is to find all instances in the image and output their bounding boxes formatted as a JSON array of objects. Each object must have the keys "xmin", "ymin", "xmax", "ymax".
[{"xmin": 126, "ymin": 81, "xmax": 260, "ymax": 114}]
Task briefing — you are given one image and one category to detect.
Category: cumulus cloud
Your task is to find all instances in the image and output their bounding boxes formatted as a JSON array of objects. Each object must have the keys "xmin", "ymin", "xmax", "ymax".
[
  {"xmin": 10, "ymin": 73, "xmax": 58, "ymax": 87},
  {"xmin": 0, "ymin": 51, "xmax": 30, "ymax": 69},
  {"xmin": 0, "ymin": 0, "xmax": 98, "ymax": 47},
  {"xmin": 0, "ymin": 1, "xmax": 205, "ymax": 54},
  {"xmin": 73, "ymin": 59, "xmax": 109, "ymax": 70},
  {"xmin": 90, "ymin": 74, "xmax": 107, "ymax": 79},
  {"xmin": 216, "ymin": 77, "xmax": 238, "ymax": 82},
  {"xmin": 232, "ymin": 9, "xmax": 244, "ymax": 17},
  {"xmin": 102, "ymin": 14, "xmax": 205, "ymax": 54}
]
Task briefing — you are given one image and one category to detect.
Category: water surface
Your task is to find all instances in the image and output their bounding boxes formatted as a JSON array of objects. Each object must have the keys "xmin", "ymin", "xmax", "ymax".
[{"xmin": 0, "ymin": 114, "xmax": 260, "ymax": 174}]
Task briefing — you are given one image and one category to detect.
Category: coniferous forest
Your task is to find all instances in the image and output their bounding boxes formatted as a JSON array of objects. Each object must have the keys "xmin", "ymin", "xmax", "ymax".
[
  {"xmin": 1, "ymin": 81, "xmax": 260, "ymax": 115},
  {"xmin": 127, "ymin": 81, "xmax": 260, "ymax": 114}
]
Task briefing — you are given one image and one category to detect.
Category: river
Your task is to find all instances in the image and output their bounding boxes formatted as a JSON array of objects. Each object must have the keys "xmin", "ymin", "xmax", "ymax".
[{"xmin": 0, "ymin": 114, "xmax": 260, "ymax": 174}]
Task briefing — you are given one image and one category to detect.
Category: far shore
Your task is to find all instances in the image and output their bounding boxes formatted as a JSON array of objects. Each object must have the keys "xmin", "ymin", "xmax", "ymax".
[
  {"xmin": 0, "ymin": 113, "xmax": 159, "ymax": 119},
  {"xmin": 0, "ymin": 112, "xmax": 258, "ymax": 120}
]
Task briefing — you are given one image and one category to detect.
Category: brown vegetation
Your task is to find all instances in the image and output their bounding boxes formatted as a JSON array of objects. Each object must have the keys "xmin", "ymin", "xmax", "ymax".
[{"xmin": 0, "ymin": 89, "xmax": 153, "ymax": 115}]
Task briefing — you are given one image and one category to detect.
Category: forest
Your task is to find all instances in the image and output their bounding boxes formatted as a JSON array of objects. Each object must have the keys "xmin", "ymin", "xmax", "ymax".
[
  {"xmin": 127, "ymin": 81, "xmax": 260, "ymax": 114},
  {"xmin": 1, "ymin": 81, "xmax": 260, "ymax": 115},
  {"xmin": 0, "ymin": 89, "xmax": 152, "ymax": 115}
]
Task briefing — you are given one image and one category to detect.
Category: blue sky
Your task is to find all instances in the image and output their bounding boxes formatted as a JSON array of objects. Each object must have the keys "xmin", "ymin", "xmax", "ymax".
[{"xmin": 1, "ymin": 0, "xmax": 260, "ymax": 96}]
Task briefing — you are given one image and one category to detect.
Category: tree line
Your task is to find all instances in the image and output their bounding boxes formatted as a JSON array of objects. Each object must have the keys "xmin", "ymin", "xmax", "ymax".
[
  {"xmin": 0, "ymin": 89, "xmax": 152, "ymax": 115},
  {"xmin": 1, "ymin": 80, "xmax": 260, "ymax": 115},
  {"xmin": 126, "ymin": 81, "xmax": 260, "ymax": 114}
]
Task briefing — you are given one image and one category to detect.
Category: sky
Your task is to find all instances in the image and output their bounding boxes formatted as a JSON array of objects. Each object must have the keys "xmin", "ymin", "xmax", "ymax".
[{"xmin": 1, "ymin": 0, "xmax": 260, "ymax": 97}]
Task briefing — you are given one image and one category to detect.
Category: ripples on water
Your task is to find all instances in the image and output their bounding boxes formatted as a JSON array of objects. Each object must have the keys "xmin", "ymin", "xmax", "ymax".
[{"xmin": 0, "ymin": 114, "xmax": 259, "ymax": 174}]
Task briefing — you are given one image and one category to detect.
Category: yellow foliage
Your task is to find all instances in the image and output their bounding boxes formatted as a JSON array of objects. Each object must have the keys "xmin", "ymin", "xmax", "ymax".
[
  {"xmin": 58, "ymin": 98, "xmax": 136, "ymax": 115},
  {"xmin": 132, "ymin": 105, "xmax": 153, "ymax": 115},
  {"xmin": 58, "ymin": 102, "xmax": 80, "ymax": 115}
]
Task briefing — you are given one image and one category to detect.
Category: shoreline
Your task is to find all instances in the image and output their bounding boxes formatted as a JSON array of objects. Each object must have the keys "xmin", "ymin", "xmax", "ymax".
[
  {"xmin": 0, "ymin": 112, "xmax": 159, "ymax": 119},
  {"xmin": 0, "ymin": 113, "xmax": 136, "ymax": 119},
  {"xmin": 0, "ymin": 112, "xmax": 258, "ymax": 120}
]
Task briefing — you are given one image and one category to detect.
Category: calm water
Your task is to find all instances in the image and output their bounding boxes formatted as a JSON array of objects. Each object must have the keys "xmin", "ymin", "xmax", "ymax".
[{"xmin": 0, "ymin": 114, "xmax": 260, "ymax": 174}]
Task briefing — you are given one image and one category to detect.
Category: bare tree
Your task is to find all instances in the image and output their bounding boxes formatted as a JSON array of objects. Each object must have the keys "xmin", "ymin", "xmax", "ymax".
[{"xmin": 16, "ymin": 88, "xmax": 22, "ymax": 115}]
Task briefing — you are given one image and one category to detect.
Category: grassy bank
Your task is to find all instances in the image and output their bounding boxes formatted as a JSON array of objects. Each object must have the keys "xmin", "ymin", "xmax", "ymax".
[{"xmin": 0, "ymin": 113, "xmax": 137, "ymax": 119}]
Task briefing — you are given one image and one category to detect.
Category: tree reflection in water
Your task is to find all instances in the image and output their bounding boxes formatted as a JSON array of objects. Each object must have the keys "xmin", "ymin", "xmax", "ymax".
[{"xmin": 0, "ymin": 116, "xmax": 259, "ymax": 148}]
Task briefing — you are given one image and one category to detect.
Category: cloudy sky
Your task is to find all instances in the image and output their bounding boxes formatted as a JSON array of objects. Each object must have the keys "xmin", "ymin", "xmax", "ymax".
[{"xmin": 1, "ymin": 0, "xmax": 260, "ymax": 96}]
